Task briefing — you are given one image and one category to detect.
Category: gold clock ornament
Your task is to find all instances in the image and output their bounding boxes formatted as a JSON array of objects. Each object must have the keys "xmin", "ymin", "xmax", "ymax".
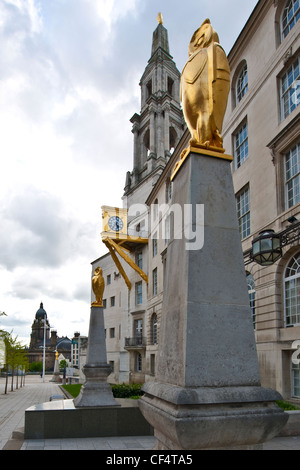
[{"xmin": 101, "ymin": 206, "xmax": 128, "ymax": 236}]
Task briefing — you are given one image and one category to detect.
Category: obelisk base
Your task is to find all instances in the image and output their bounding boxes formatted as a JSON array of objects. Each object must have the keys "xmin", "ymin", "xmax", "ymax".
[
  {"xmin": 74, "ymin": 306, "xmax": 120, "ymax": 407},
  {"xmin": 139, "ymin": 383, "xmax": 287, "ymax": 450},
  {"xmin": 74, "ymin": 364, "xmax": 120, "ymax": 407},
  {"xmin": 50, "ymin": 372, "xmax": 60, "ymax": 383}
]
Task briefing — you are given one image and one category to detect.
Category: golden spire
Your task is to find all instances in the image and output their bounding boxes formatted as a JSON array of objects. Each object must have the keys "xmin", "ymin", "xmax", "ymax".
[{"xmin": 157, "ymin": 12, "xmax": 163, "ymax": 24}]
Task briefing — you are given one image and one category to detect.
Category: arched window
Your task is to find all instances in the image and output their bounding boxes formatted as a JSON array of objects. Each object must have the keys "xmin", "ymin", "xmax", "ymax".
[
  {"xmin": 151, "ymin": 313, "xmax": 158, "ymax": 344},
  {"xmin": 166, "ymin": 178, "xmax": 172, "ymax": 202},
  {"xmin": 236, "ymin": 63, "xmax": 248, "ymax": 103},
  {"xmin": 284, "ymin": 254, "xmax": 300, "ymax": 326},
  {"xmin": 232, "ymin": 60, "xmax": 248, "ymax": 109},
  {"xmin": 247, "ymin": 273, "xmax": 256, "ymax": 329},
  {"xmin": 169, "ymin": 127, "xmax": 177, "ymax": 154},
  {"xmin": 281, "ymin": 0, "xmax": 300, "ymax": 41}
]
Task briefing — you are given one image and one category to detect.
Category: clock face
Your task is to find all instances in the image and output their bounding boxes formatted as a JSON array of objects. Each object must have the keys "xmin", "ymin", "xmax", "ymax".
[{"xmin": 108, "ymin": 215, "xmax": 124, "ymax": 232}]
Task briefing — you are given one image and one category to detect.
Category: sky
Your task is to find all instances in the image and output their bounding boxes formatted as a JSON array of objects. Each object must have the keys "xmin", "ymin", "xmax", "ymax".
[{"xmin": 0, "ymin": 0, "xmax": 258, "ymax": 347}]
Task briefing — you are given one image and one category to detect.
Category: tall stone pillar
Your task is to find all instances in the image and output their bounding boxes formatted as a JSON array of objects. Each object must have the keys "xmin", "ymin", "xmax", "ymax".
[
  {"xmin": 149, "ymin": 106, "xmax": 156, "ymax": 157},
  {"xmin": 163, "ymin": 103, "xmax": 170, "ymax": 157},
  {"xmin": 132, "ymin": 122, "xmax": 139, "ymax": 172},
  {"xmin": 138, "ymin": 148, "xmax": 288, "ymax": 449},
  {"xmin": 156, "ymin": 105, "xmax": 164, "ymax": 159},
  {"xmin": 74, "ymin": 306, "xmax": 119, "ymax": 407}
]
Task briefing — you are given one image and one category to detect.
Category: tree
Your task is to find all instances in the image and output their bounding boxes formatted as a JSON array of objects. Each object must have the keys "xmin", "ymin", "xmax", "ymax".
[
  {"xmin": 3, "ymin": 333, "xmax": 28, "ymax": 393},
  {"xmin": 0, "ymin": 313, "xmax": 29, "ymax": 393},
  {"xmin": 59, "ymin": 359, "xmax": 68, "ymax": 370},
  {"xmin": 0, "ymin": 312, "xmax": 7, "ymax": 366},
  {"xmin": 30, "ymin": 361, "xmax": 43, "ymax": 373}
]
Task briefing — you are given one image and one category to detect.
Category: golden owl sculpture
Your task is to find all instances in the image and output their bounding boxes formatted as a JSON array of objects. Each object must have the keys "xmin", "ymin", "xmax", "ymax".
[
  {"xmin": 180, "ymin": 19, "xmax": 230, "ymax": 150},
  {"xmin": 91, "ymin": 267, "xmax": 105, "ymax": 307}
]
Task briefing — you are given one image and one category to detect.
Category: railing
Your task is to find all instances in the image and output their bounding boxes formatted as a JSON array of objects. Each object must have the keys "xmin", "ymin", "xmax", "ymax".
[{"xmin": 124, "ymin": 337, "xmax": 147, "ymax": 348}]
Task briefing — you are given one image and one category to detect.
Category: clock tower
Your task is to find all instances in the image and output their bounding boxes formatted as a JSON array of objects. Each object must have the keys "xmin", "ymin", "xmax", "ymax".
[{"xmin": 124, "ymin": 15, "xmax": 184, "ymax": 193}]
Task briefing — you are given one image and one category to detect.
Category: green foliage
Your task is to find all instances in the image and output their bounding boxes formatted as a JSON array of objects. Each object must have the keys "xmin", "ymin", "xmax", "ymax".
[
  {"xmin": 30, "ymin": 361, "xmax": 43, "ymax": 372},
  {"xmin": 111, "ymin": 383, "xmax": 143, "ymax": 398},
  {"xmin": 59, "ymin": 359, "xmax": 68, "ymax": 370},
  {"xmin": 62, "ymin": 382, "xmax": 144, "ymax": 399},
  {"xmin": 276, "ymin": 400, "xmax": 300, "ymax": 411},
  {"xmin": 1, "ymin": 329, "xmax": 29, "ymax": 392}
]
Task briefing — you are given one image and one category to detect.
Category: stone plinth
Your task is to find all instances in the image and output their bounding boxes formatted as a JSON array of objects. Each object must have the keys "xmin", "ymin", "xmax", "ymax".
[
  {"xmin": 74, "ymin": 306, "xmax": 119, "ymax": 407},
  {"xmin": 138, "ymin": 150, "xmax": 288, "ymax": 450},
  {"xmin": 24, "ymin": 398, "xmax": 153, "ymax": 439}
]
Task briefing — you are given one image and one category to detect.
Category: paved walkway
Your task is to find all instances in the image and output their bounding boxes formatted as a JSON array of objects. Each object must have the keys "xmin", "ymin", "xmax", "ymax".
[{"xmin": 0, "ymin": 375, "xmax": 300, "ymax": 451}]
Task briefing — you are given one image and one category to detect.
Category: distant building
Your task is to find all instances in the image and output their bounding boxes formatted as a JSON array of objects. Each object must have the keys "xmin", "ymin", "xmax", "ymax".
[
  {"xmin": 71, "ymin": 332, "xmax": 88, "ymax": 381},
  {"xmin": 26, "ymin": 303, "xmax": 72, "ymax": 371}
]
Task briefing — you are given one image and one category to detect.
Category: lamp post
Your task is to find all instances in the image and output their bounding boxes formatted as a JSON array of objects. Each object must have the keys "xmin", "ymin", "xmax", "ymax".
[
  {"xmin": 244, "ymin": 219, "xmax": 300, "ymax": 266},
  {"xmin": 252, "ymin": 230, "xmax": 282, "ymax": 266},
  {"xmin": 42, "ymin": 313, "xmax": 46, "ymax": 383}
]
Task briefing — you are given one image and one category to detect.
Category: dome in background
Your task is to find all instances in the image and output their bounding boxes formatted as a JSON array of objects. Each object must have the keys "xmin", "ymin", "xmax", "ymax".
[{"xmin": 35, "ymin": 302, "xmax": 47, "ymax": 320}]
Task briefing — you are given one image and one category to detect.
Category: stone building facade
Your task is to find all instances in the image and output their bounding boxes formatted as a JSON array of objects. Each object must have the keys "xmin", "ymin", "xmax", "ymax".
[
  {"xmin": 222, "ymin": 0, "xmax": 300, "ymax": 401},
  {"xmin": 91, "ymin": 1, "xmax": 300, "ymax": 402}
]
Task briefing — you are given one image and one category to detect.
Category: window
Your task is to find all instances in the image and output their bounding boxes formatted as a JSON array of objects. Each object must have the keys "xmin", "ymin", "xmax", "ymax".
[
  {"xmin": 285, "ymin": 142, "xmax": 300, "ymax": 208},
  {"xmin": 281, "ymin": 0, "xmax": 300, "ymax": 40},
  {"xmin": 281, "ymin": 56, "xmax": 300, "ymax": 120},
  {"xmin": 292, "ymin": 361, "xmax": 300, "ymax": 397},
  {"xmin": 236, "ymin": 63, "xmax": 248, "ymax": 103},
  {"xmin": 136, "ymin": 252, "xmax": 143, "ymax": 270},
  {"xmin": 284, "ymin": 254, "xmax": 300, "ymax": 326},
  {"xmin": 236, "ymin": 186, "xmax": 250, "ymax": 239},
  {"xmin": 136, "ymin": 281, "xmax": 143, "ymax": 305},
  {"xmin": 134, "ymin": 318, "xmax": 143, "ymax": 338},
  {"xmin": 107, "ymin": 274, "xmax": 111, "ymax": 285},
  {"xmin": 146, "ymin": 79, "xmax": 152, "ymax": 99},
  {"xmin": 167, "ymin": 77, "xmax": 174, "ymax": 96},
  {"xmin": 109, "ymin": 328, "xmax": 115, "ymax": 338},
  {"xmin": 103, "ymin": 299, "xmax": 107, "ymax": 309},
  {"xmin": 135, "ymin": 319, "xmax": 143, "ymax": 342},
  {"xmin": 247, "ymin": 273, "xmax": 256, "ymax": 329},
  {"xmin": 109, "ymin": 361, "xmax": 115, "ymax": 372},
  {"xmin": 165, "ymin": 214, "xmax": 171, "ymax": 243},
  {"xmin": 150, "ymin": 354, "xmax": 155, "ymax": 375},
  {"xmin": 166, "ymin": 180, "xmax": 172, "ymax": 201},
  {"xmin": 234, "ymin": 122, "xmax": 248, "ymax": 168},
  {"xmin": 153, "ymin": 268, "xmax": 158, "ymax": 296},
  {"xmin": 152, "ymin": 236, "xmax": 158, "ymax": 257},
  {"xmin": 153, "ymin": 199, "xmax": 159, "ymax": 220},
  {"xmin": 151, "ymin": 313, "xmax": 158, "ymax": 344},
  {"xmin": 136, "ymin": 353, "xmax": 142, "ymax": 372},
  {"xmin": 110, "ymin": 296, "xmax": 115, "ymax": 307}
]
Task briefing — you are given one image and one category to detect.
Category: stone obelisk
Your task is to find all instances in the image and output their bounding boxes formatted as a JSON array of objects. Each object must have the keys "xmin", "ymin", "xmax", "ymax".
[
  {"xmin": 74, "ymin": 268, "xmax": 119, "ymax": 407},
  {"xmin": 138, "ymin": 19, "xmax": 288, "ymax": 449},
  {"xmin": 50, "ymin": 350, "xmax": 60, "ymax": 383}
]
